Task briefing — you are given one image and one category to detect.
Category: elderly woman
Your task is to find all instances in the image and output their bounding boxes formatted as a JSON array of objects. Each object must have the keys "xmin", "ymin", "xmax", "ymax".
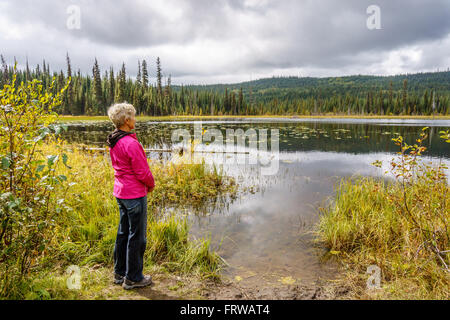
[{"xmin": 106, "ymin": 103, "xmax": 155, "ymax": 290}]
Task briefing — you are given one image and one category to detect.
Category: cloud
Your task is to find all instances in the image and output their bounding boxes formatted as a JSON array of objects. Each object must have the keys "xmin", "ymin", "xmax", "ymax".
[{"xmin": 0, "ymin": 0, "xmax": 449, "ymax": 84}]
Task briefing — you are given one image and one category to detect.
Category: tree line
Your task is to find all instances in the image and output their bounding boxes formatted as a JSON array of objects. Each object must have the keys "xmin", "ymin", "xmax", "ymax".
[{"xmin": 1, "ymin": 54, "xmax": 449, "ymax": 116}]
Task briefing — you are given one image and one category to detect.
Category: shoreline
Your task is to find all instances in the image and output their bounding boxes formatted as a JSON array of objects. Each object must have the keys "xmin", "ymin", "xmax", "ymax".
[{"xmin": 57, "ymin": 114, "xmax": 450, "ymax": 123}]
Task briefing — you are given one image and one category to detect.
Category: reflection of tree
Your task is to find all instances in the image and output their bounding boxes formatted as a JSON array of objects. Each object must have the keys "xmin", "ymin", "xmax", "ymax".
[
  {"xmin": 429, "ymin": 127, "xmax": 434, "ymax": 148},
  {"xmin": 61, "ymin": 122, "xmax": 450, "ymax": 158}
]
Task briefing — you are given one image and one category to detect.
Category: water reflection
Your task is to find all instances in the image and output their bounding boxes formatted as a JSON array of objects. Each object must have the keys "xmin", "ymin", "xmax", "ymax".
[
  {"xmin": 188, "ymin": 150, "xmax": 449, "ymax": 283},
  {"xmin": 61, "ymin": 119, "xmax": 450, "ymax": 285},
  {"xmin": 61, "ymin": 121, "xmax": 450, "ymax": 158}
]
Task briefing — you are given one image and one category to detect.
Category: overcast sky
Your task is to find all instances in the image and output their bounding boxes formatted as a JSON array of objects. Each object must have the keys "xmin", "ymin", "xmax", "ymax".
[{"xmin": 1, "ymin": 0, "xmax": 450, "ymax": 85}]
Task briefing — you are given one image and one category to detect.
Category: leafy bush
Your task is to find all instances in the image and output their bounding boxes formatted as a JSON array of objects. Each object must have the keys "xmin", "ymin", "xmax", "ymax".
[{"xmin": 0, "ymin": 67, "xmax": 69, "ymax": 297}]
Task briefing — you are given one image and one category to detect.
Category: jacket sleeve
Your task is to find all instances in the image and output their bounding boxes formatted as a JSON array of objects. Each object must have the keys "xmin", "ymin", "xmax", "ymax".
[{"xmin": 127, "ymin": 140, "xmax": 155, "ymax": 189}]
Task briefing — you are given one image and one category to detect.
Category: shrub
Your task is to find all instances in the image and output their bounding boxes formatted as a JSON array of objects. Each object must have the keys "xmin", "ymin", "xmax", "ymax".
[{"xmin": 0, "ymin": 66, "xmax": 69, "ymax": 297}]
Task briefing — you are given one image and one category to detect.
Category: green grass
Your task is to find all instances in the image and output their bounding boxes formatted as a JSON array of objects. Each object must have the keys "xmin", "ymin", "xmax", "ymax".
[
  {"xmin": 146, "ymin": 215, "xmax": 223, "ymax": 279},
  {"xmin": 317, "ymin": 176, "xmax": 449, "ymax": 299},
  {"xmin": 2, "ymin": 140, "xmax": 236, "ymax": 299}
]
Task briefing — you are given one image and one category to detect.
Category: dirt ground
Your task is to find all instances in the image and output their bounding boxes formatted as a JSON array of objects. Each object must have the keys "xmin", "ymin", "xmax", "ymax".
[{"xmin": 105, "ymin": 272, "xmax": 351, "ymax": 300}]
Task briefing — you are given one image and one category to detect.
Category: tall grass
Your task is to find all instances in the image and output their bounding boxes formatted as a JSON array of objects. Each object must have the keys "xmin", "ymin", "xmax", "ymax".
[
  {"xmin": 317, "ymin": 129, "xmax": 449, "ymax": 299},
  {"xmin": 146, "ymin": 215, "xmax": 222, "ymax": 279},
  {"xmin": 2, "ymin": 139, "xmax": 236, "ymax": 299}
]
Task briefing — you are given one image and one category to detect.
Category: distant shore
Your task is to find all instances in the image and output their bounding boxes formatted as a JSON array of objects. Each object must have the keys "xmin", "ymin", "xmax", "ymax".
[{"xmin": 57, "ymin": 114, "xmax": 450, "ymax": 122}]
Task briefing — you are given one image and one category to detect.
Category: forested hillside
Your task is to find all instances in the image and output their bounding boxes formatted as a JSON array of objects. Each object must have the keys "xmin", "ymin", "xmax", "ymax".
[
  {"xmin": 1, "ymin": 54, "xmax": 449, "ymax": 116},
  {"xmin": 183, "ymin": 72, "xmax": 450, "ymax": 115}
]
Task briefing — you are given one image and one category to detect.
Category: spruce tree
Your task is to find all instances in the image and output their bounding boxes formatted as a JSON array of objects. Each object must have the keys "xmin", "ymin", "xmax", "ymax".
[
  {"xmin": 26, "ymin": 57, "xmax": 31, "ymax": 81},
  {"xmin": 423, "ymin": 90, "xmax": 429, "ymax": 113},
  {"xmin": 116, "ymin": 62, "xmax": 127, "ymax": 103},
  {"xmin": 92, "ymin": 58, "xmax": 103, "ymax": 114},
  {"xmin": 1, "ymin": 55, "xmax": 8, "ymax": 85},
  {"xmin": 224, "ymin": 88, "xmax": 229, "ymax": 114},
  {"xmin": 388, "ymin": 81, "xmax": 393, "ymax": 114},
  {"xmin": 402, "ymin": 79, "xmax": 408, "ymax": 115},
  {"xmin": 156, "ymin": 57, "xmax": 162, "ymax": 98},
  {"xmin": 109, "ymin": 66, "xmax": 115, "ymax": 105},
  {"xmin": 136, "ymin": 60, "xmax": 142, "ymax": 87},
  {"xmin": 378, "ymin": 88, "xmax": 384, "ymax": 115},
  {"xmin": 231, "ymin": 92, "xmax": 236, "ymax": 115},
  {"xmin": 65, "ymin": 53, "xmax": 74, "ymax": 114},
  {"xmin": 164, "ymin": 74, "xmax": 172, "ymax": 114},
  {"xmin": 238, "ymin": 88, "xmax": 243, "ymax": 115},
  {"xmin": 142, "ymin": 59, "xmax": 149, "ymax": 89}
]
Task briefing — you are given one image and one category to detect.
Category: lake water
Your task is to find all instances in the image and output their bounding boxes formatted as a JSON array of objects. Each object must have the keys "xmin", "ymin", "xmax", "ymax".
[{"xmin": 61, "ymin": 118, "xmax": 450, "ymax": 286}]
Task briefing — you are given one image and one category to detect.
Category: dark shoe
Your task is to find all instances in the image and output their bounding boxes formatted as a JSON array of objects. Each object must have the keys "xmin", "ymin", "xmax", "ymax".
[
  {"xmin": 114, "ymin": 273, "xmax": 124, "ymax": 285},
  {"xmin": 122, "ymin": 276, "xmax": 152, "ymax": 290}
]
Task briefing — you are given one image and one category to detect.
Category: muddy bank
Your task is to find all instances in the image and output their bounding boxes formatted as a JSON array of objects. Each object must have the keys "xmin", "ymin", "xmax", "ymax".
[
  {"xmin": 104, "ymin": 271, "xmax": 350, "ymax": 300},
  {"xmin": 201, "ymin": 279, "xmax": 350, "ymax": 300}
]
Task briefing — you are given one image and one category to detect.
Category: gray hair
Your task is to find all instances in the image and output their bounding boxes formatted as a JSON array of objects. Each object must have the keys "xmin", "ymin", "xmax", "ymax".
[{"xmin": 107, "ymin": 103, "xmax": 136, "ymax": 129}]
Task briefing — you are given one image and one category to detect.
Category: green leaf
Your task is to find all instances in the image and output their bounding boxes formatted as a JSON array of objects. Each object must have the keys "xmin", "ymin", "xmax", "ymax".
[
  {"xmin": 1, "ymin": 157, "xmax": 10, "ymax": 169},
  {"xmin": 47, "ymin": 155, "xmax": 58, "ymax": 167},
  {"xmin": 54, "ymin": 125, "xmax": 62, "ymax": 135},
  {"xmin": 38, "ymin": 289, "xmax": 51, "ymax": 300},
  {"xmin": 33, "ymin": 135, "xmax": 43, "ymax": 143},
  {"xmin": 62, "ymin": 153, "xmax": 71, "ymax": 169},
  {"xmin": 0, "ymin": 192, "xmax": 12, "ymax": 201},
  {"xmin": 34, "ymin": 127, "xmax": 51, "ymax": 142}
]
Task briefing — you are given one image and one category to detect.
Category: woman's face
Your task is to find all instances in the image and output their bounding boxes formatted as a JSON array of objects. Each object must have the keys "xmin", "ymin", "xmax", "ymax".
[{"xmin": 123, "ymin": 115, "xmax": 136, "ymax": 131}]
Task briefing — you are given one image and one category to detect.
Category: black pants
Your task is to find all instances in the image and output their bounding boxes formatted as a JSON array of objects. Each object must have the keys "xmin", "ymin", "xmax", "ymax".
[{"xmin": 114, "ymin": 195, "xmax": 147, "ymax": 282}]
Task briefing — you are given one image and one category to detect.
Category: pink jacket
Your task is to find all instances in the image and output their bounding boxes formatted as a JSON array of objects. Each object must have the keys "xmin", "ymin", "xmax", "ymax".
[{"xmin": 109, "ymin": 133, "xmax": 155, "ymax": 199}]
